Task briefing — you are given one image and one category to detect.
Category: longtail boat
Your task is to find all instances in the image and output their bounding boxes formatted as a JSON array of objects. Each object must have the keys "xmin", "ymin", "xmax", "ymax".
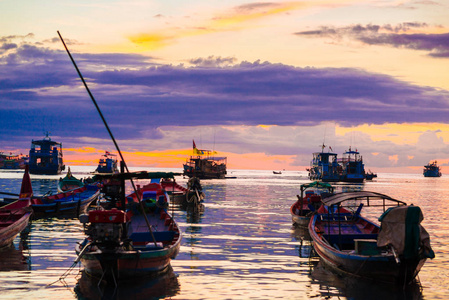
[
  {"xmin": 57, "ymin": 167, "xmax": 84, "ymax": 193},
  {"xmin": 161, "ymin": 176, "xmax": 204, "ymax": 207},
  {"xmin": 290, "ymin": 181, "xmax": 334, "ymax": 227},
  {"xmin": 0, "ymin": 166, "xmax": 33, "ymax": 249},
  {"xmin": 75, "ymin": 172, "xmax": 182, "ymax": 280},
  {"xmin": 309, "ymin": 191, "xmax": 435, "ymax": 285},
  {"xmin": 31, "ymin": 185, "xmax": 100, "ymax": 217}
]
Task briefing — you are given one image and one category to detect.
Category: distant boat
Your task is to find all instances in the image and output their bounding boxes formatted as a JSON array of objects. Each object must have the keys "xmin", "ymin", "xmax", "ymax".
[
  {"xmin": 0, "ymin": 152, "xmax": 28, "ymax": 169},
  {"xmin": 423, "ymin": 161, "xmax": 441, "ymax": 177},
  {"xmin": 290, "ymin": 181, "xmax": 334, "ymax": 227},
  {"xmin": 57, "ymin": 167, "xmax": 84, "ymax": 193},
  {"xmin": 92, "ymin": 151, "xmax": 118, "ymax": 175},
  {"xmin": 365, "ymin": 170, "xmax": 378, "ymax": 180},
  {"xmin": 273, "ymin": 171, "xmax": 282, "ymax": 174},
  {"xmin": 309, "ymin": 191, "xmax": 435, "ymax": 285},
  {"xmin": 28, "ymin": 133, "xmax": 65, "ymax": 175},
  {"xmin": 183, "ymin": 140, "xmax": 227, "ymax": 179},
  {"xmin": 308, "ymin": 145, "xmax": 365, "ymax": 183}
]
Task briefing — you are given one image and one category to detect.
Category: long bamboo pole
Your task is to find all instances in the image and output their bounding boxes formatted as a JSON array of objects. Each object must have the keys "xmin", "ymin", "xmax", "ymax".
[{"xmin": 57, "ymin": 31, "xmax": 157, "ymax": 245}]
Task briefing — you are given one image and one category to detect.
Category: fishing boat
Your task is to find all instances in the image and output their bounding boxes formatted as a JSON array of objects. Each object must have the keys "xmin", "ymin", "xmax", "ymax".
[
  {"xmin": 28, "ymin": 132, "xmax": 65, "ymax": 175},
  {"xmin": 31, "ymin": 185, "xmax": 100, "ymax": 217},
  {"xmin": 0, "ymin": 152, "xmax": 28, "ymax": 169},
  {"xmin": 75, "ymin": 172, "xmax": 182, "ymax": 280},
  {"xmin": 57, "ymin": 167, "xmax": 84, "ymax": 193},
  {"xmin": 0, "ymin": 166, "xmax": 33, "ymax": 249},
  {"xmin": 365, "ymin": 170, "xmax": 377, "ymax": 180},
  {"xmin": 309, "ymin": 191, "xmax": 435, "ymax": 285},
  {"xmin": 337, "ymin": 147, "xmax": 365, "ymax": 183},
  {"xmin": 308, "ymin": 145, "xmax": 341, "ymax": 182},
  {"xmin": 308, "ymin": 145, "xmax": 366, "ymax": 183},
  {"xmin": 183, "ymin": 140, "xmax": 227, "ymax": 179},
  {"xmin": 290, "ymin": 181, "xmax": 334, "ymax": 227},
  {"xmin": 423, "ymin": 161, "xmax": 441, "ymax": 177},
  {"xmin": 92, "ymin": 151, "xmax": 118, "ymax": 175},
  {"xmin": 273, "ymin": 171, "xmax": 282, "ymax": 175},
  {"xmin": 161, "ymin": 176, "xmax": 204, "ymax": 207}
]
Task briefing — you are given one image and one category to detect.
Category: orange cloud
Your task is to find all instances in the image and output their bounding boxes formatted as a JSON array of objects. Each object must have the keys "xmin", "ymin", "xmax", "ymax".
[{"xmin": 127, "ymin": 1, "xmax": 346, "ymax": 50}]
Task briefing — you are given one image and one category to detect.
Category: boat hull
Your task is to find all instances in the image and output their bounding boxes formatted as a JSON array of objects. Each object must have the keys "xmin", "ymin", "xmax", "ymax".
[
  {"xmin": 0, "ymin": 200, "xmax": 32, "ymax": 248},
  {"xmin": 77, "ymin": 242, "xmax": 180, "ymax": 279},
  {"xmin": 31, "ymin": 186, "xmax": 100, "ymax": 217},
  {"xmin": 309, "ymin": 214, "xmax": 426, "ymax": 285}
]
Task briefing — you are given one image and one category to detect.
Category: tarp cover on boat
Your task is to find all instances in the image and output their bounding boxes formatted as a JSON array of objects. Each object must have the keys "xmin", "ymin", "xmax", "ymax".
[{"xmin": 377, "ymin": 206, "xmax": 435, "ymax": 259}]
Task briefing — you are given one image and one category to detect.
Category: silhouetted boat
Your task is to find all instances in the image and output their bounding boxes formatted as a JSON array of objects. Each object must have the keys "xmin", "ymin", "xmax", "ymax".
[
  {"xmin": 183, "ymin": 140, "xmax": 227, "ymax": 179},
  {"xmin": 309, "ymin": 191, "xmax": 435, "ymax": 285},
  {"xmin": 92, "ymin": 151, "xmax": 119, "ymax": 175},
  {"xmin": 423, "ymin": 161, "xmax": 441, "ymax": 177},
  {"xmin": 28, "ymin": 133, "xmax": 65, "ymax": 175}
]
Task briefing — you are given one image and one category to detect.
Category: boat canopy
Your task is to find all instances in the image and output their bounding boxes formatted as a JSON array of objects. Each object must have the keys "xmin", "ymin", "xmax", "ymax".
[{"xmin": 321, "ymin": 191, "xmax": 407, "ymax": 207}]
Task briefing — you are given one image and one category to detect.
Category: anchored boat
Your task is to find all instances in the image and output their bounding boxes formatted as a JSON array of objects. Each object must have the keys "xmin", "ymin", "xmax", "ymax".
[
  {"xmin": 423, "ymin": 161, "xmax": 441, "ymax": 177},
  {"xmin": 28, "ymin": 133, "xmax": 65, "ymax": 175},
  {"xmin": 290, "ymin": 181, "xmax": 334, "ymax": 227},
  {"xmin": 309, "ymin": 191, "xmax": 435, "ymax": 285},
  {"xmin": 75, "ymin": 172, "xmax": 182, "ymax": 280}
]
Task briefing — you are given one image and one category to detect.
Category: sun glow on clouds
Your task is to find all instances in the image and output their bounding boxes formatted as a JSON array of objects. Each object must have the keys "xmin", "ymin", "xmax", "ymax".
[
  {"xmin": 127, "ymin": 1, "xmax": 349, "ymax": 50},
  {"xmin": 63, "ymin": 146, "xmax": 297, "ymax": 170},
  {"xmin": 336, "ymin": 123, "xmax": 449, "ymax": 145}
]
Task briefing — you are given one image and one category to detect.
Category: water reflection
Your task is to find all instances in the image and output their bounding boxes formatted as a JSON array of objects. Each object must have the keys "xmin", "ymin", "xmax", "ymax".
[
  {"xmin": 74, "ymin": 266, "xmax": 180, "ymax": 300},
  {"xmin": 310, "ymin": 261, "xmax": 423, "ymax": 300},
  {"xmin": 0, "ymin": 242, "xmax": 30, "ymax": 271}
]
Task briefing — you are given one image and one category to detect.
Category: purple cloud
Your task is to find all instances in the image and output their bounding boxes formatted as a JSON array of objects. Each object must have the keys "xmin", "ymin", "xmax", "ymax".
[
  {"xmin": 295, "ymin": 23, "xmax": 449, "ymax": 58},
  {"xmin": 1, "ymin": 41, "xmax": 449, "ymax": 152}
]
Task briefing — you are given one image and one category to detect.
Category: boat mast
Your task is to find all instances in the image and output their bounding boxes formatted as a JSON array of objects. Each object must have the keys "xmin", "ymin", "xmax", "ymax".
[{"xmin": 57, "ymin": 31, "xmax": 156, "ymax": 244}]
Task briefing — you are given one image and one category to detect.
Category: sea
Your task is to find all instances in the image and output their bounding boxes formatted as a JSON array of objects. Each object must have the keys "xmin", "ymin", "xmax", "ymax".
[{"xmin": 0, "ymin": 167, "xmax": 448, "ymax": 300}]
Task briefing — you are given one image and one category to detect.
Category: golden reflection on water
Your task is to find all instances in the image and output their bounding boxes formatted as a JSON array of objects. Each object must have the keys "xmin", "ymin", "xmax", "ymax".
[{"xmin": 1, "ymin": 170, "xmax": 449, "ymax": 299}]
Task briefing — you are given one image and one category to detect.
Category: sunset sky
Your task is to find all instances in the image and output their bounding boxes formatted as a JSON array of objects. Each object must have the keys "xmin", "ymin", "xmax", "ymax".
[{"xmin": 1, "ymin": 0, "xmax": 449, "ymax": 173}]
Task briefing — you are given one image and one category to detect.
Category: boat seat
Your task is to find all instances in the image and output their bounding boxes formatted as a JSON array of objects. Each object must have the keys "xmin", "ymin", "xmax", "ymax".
[{"xmin": 129, "ymin": 231, "xmax": 175, "ymax": 243}]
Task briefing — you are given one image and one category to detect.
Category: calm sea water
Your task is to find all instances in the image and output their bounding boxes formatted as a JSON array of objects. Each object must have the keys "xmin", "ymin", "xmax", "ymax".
[{"xmin": 0, "ymin": 167, "xmax": 448, "ymax": 299}]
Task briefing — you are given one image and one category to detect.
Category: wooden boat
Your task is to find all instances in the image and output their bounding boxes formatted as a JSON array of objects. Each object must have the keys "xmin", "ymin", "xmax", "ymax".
[
  {"xmin": 0, "ymin": 166, "xmax": 33, "ymax": 249},
  {"xmin": 309, "ymin": 191, "xmax": 435, "ymax": 285},
  {"xmin": 57, "ymin": 167, "xmax": 84, "ymax": 192},
  {"xmin": 365, "ymin": 170, "xmax": 377, "ymax": 180},
  {"xmin": 161, "ymin": 177, "xmax": 204, "ymax": 207},
  {"xmin": 423, "ymin": 161, "xmax": 441, "ymax": 177},
  {"xmin": 290, "ymin": 181, "xmax": 334, "ymax": 227},
  {"xmin": 31, "ymin": 185, "xmax": 100, "ymax": 217},
  {"xmin": 92, "ymin": 151, "xmax": 118, "ymax": 175},
  {"xmin": 28, "ymin": 132, "xmax": 65, "ymax": 175},
  {"xmin": 0, "ymin": 152, "xmax": 28, "ymax": 169},
  {"xmin": 183, "ymin": 140, "xmax": 227, "ymax": 179},
  {"xmin": 75, "ymin": 172, "xmax": 182, "ymax": 280},
  {"xmin": 273, "ymin": 171, "xmax": 282, "ymax": 174}
]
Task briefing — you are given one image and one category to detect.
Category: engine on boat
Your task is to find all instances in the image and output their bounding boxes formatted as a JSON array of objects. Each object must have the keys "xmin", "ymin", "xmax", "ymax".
[{"xmin": 80, "ymin": 209, "xmax": 126, "ymax": 249}]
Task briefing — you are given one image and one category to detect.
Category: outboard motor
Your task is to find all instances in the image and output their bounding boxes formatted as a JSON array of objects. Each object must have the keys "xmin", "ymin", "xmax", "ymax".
[{"xmin": 80, "ymin": 208, "xmax": 126, "ymax": 250}]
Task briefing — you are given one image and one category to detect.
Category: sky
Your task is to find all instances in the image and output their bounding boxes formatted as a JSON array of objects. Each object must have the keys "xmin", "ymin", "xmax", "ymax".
[{"xmin": 1, "ymin": 0, "xmax": 449, "ymax": 173}]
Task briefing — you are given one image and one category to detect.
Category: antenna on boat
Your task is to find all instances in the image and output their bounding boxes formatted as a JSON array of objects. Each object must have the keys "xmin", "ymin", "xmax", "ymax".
[{"xmin": 57, "ymin": 31, "xmax": 157, "ymax": 244}]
